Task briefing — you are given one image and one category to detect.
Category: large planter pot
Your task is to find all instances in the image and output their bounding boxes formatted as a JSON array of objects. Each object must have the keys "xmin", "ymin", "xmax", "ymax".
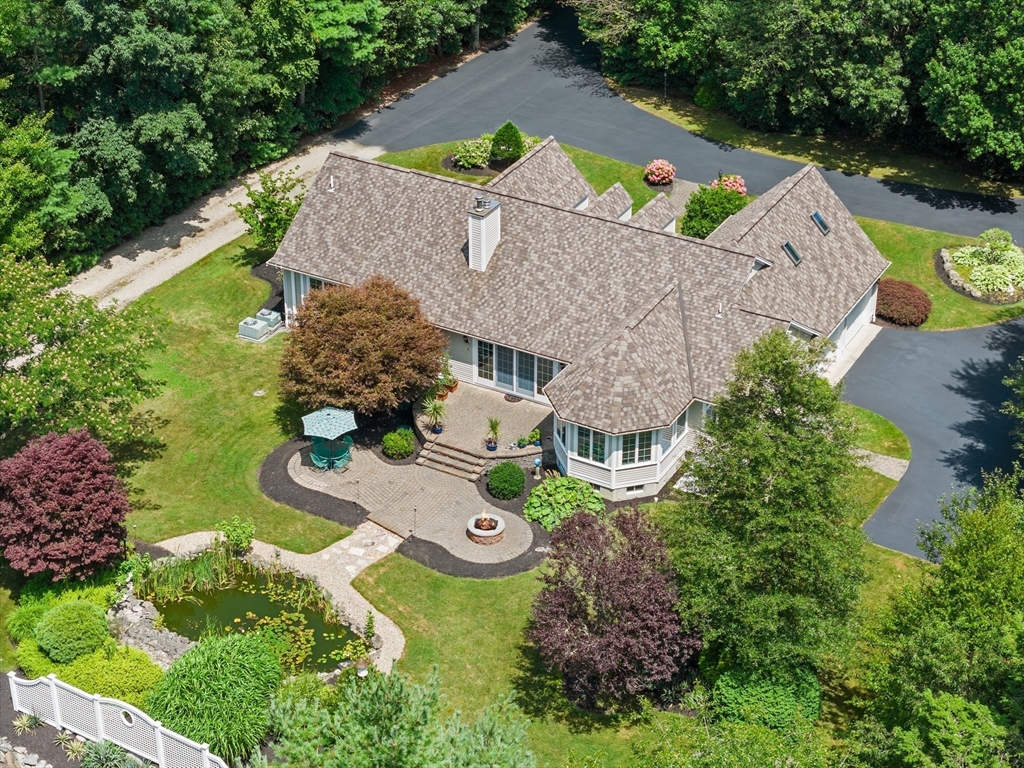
[
  {"xmin": 436, "ymin": 390, "xmax": 449, "ymax": 401},
  {"xmin": 431, "ymin": 426, "xmax": 443, "ymax": 435},
  {"xmin": 486, "ymin": 442, "xmax": 498, "ymax": 451},
  {"xmin": 533, "ymin": 440, "xmax": 542, "ymax": 447},
  {"xmin": 448, "ymin": 381, "xmax": 459, "ymax": 394}
]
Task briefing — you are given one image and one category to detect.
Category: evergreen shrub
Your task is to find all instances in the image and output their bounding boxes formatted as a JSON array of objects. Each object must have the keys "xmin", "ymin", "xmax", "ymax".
[
  {"xmin": 487, "ymin": 461, "xmax": 525, "ymax": 499},
  {"xmin": 382, "ymin": 427, "xmax": 416, "ymax": 459},
  {"xmin": 148, "ymin": 634, "xmax": 282, "ymax": 762},
  {"xmin": 491, "ymin": 121, "xmax": 526, "ymax": 161},
  {"xmin": 15, "ymin": 639, "xmax": 57, "ymax": 678},
  {"xmin": 35, "ymin": 601, "xmax": 110, "ymax": 663},
  {"xmin": 876, "ymin": 278, "xmax": 932, "ymax": 326},
  {"xmin": 61, "ymin": 646, "xmax": 164, "ymax": 711},
  {"xmin": 523, "ymin": 476, "xmax": 605, "ymax": 530},
  {"xmin": 679, "ymin": 182, "xmax": 750, "ymax": 239},
  {"xmin": 712, "ymin": 666, "xmax": 821, "ymax": 729}
]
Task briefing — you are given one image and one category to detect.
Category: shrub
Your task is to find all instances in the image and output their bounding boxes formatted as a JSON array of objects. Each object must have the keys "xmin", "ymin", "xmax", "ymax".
[
  {"xmin": 876, "ymin": 277, "xmax": 932, "ymax": 326},
  {"xmin": 710, "ymin": 174, "xmax": 747, "ymax": 194},
  {"xmin": 6, "ymin": 602, "xmax": 50, "ymax": 642},
  {"xmin": 35, "ymin": 601, "xmax": 110, "ymax": 663},
  {"xmin": 970, "ymin": 263, "xmax": 1017, "ymax": 293},
  {"xmin": 382, "ymin": 427, "xmax": 416, "ymax": 459},
  {"xmin": 15, "ymin": 638, "xmax": 57, "ymax": 678},
  {"xmin": 487, "ymin": 461, "xmax": 525, "ymax": 500},
  {"xmin": 491, "ymin": 121, "xmax": 526, "ymax": 162},
  {"xmin": 679, "ymin": 182, "xmax": 750, "ymax": 239},
  {"xmin": 952, "ymin": 228, "xmax": 1024, "ymax": 293},
  {"xmin": 452, "ymin": 135, "xmax": 493, "ymax": 169},
  {"xmin": 281, "ymin": 276, "xmax": 447, "ymax": 415},
  {"xmin": 712, "ymin": 666, "xmax": 821, "ymax": 729},
  {"xmin": 148, "ymin": 634, "xmax": 282, "ymax": 762},
  {"xmin": 61, "ymin": 646, "xmax": 164, "ymax": 710},
  {"xmin": 81, "ymin": 741, "xmax": 137, "ymax": 768},
  {"xmin": 523, "ymin": 476, "xmax": 605, "ymax": 531},
  {"xmin": 218, "ymin": 515, "xmax": 255, "ymax": 554},
  {"xmin": 0, "ymin": 429, "xmax": 130, "ymax": 580},
  {"xmin": 529, "ymin": 508, "xmax": 700, "ymax": 708},
  {"xmin": 644, "ymin": 159, "xmax": 676, "ymax": 185}
]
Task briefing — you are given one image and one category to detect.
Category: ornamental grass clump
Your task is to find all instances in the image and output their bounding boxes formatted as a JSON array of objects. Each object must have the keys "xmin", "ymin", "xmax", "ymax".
[
  {"xmin": 523, "ymin": 476, "xmax": 605, "ymax": 531},
  {"xmin": 644, "ymin": 159, "xmax": 676, "ymax": 185},
  {"xmin": 487, "ymin": 461, "xmax": 525, "ymax": 500},
  {"xmin": 148, "ymin": 634, "xmax": 282, "ymax": 762}
]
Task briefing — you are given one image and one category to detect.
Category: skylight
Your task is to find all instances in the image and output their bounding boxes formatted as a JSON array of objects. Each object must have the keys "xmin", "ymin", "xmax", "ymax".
[
  {"xmin": 782, "ymin": 241, "xmax": 802, "ymax": 265},
  {"xmin": 811, "ymin": 210, "xmax": 830, "ymax": 234}
]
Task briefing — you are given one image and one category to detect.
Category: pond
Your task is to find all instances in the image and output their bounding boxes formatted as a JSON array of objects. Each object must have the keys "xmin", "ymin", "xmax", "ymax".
[{"xmin": 152, "ymin": 565, "xmax": 358, "ymax": 673}]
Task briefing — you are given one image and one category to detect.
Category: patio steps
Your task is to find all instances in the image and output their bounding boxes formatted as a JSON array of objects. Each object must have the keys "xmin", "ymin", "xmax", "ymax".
[{"xmin": 416, "ymin": 440, "xmax": 487, "ymax": 481}]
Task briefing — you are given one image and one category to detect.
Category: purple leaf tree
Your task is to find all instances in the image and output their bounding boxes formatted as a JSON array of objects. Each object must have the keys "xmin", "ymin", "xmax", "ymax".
[
  {"xmin": 0, "ymin": 429, "xmax": 130, "ymax": 580},
  {"xmin": 529, "ymin": 508, "xmax": 700, "ymax": 709}
]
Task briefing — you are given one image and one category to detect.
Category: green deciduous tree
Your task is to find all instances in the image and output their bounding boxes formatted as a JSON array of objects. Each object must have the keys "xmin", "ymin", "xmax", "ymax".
[
  {"xmin": 0, "ymin": 252, "xmax": 161, "ymax": 467},
  {"xmin": 656, "ymin": 329, "xmax": 864, "ymax": 677},
  {"xmin": 230, "ymin": 166, "xmax": 306, "ymax": 250},
  {"xmin": 893, "ymin": 690, "xmax": 1009, "ymax": 768},
  {"xmin": 678, "ymin": 182, "xmax": 749, "ymax": 239}
]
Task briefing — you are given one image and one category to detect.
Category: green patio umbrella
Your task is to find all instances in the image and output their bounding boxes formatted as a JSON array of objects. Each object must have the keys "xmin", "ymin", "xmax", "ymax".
[{"xmin": 302, "ymin": 407, "xmax": 357, "ymax": 469}]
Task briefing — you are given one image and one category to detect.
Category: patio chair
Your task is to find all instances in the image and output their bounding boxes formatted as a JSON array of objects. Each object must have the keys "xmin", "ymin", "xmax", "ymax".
[
  {"xmin": 310, "ymin": 450, "xmax": 332, "ymax": 473},
  {"xmin": 332, "ymin": 435, "xmax": 355, "ymax": 473}
]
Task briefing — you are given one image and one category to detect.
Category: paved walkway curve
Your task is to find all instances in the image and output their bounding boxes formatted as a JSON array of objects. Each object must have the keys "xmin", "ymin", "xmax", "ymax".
[
  {"xmin": 156, "ymin": 525, "xmax": 406, "ymax": 672},
  {"xmin": 843, "ymin": 319, "xmax": 1024, "ymax": 557}
]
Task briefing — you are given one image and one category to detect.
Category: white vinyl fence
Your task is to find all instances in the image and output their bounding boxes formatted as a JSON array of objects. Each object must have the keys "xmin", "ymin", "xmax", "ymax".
[{"xmin": 7, "ymin": 672, "xmax": 228, "ymax": 768}]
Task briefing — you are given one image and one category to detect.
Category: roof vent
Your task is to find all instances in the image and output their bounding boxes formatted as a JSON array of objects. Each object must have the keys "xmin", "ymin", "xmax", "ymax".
[
  {"xmin": 328, "ymin": 175, "xmax": 335, "ymax": 193},
  {"xmin": 468, "ymin": 194, "xmax": 501, "ymax": 271},
  {"xmin": 715, "ymin": 301, "xmax": 723, "ymax": 318}
]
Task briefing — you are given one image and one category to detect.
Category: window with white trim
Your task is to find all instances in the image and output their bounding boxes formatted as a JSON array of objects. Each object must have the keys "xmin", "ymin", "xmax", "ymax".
[
  {"xmin": 625, "ymin": 484, "xmax": 644, "ymax": 494},
  {"xmin": 674, "ymin": 412, "xmax": 686, "ymax": 440},
  {"xmin": 576, "ymin": 427, "xmax": 606, "ymax": 464},
  {"xmin": 477, "ymin": 341, "xmax": 494, "ymax": 380},
  {"xmin": 309, "ymin": 278, "xmax": 325, "ymax": 291},
  {"xmin": 537, "ymin": 358, "xmax": 556, "ymax": 390},
  {"xmin": 621, "ymin": 431, "xmax": 653, "ymax": 465},
  {"xmin": 556, "ymin": 417, "xmax": 567, "ymax": 446}
]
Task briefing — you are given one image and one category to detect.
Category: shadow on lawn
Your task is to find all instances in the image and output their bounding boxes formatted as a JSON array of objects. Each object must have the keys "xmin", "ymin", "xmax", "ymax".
[{"xmin": 509, "ymin": 636, "xmax": 631, "ymax": 735}]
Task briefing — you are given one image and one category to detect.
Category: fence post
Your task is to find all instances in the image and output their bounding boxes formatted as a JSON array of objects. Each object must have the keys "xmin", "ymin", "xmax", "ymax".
[
  {"xmin": 7, "ymin": 671, "xmax": 20, "ymax": 713},
  {"xmin": 93, "ymin": 694, "xmax": 105, "ymax": 741},
  {"xmin": 153, "ymin": 723, "xmax": 166, "ymax": 768},
  {"xmin": 201, "ymin": 743, "xmax": 211, "ymax": 768},
  {"xmin": 47, "ymin": 674, "xmax": 63, "ymax": 730}
]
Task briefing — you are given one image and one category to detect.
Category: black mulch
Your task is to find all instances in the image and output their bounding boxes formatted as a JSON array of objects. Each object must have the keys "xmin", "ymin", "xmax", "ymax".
[
  {"xmin": 355, "ymin": 410, "xmax": 422, "ymax": 467},
  {"xmin": 0, "ymin": 681, "xmax": 77, "ymax": 768},
  {"xmin": 473, "ymin": 466, "xmax": 543, "ymax": 514},
  {"xmin": 440, "ymin": 155, "xmax": 497, "ymax": 178},
  {"xmin": 258, "ymin": 439, "xmax": 369, "ymax": 529},
  {"xmin": 251, "ymin": 261, "xmax": 285, "ymax": 315},
  {"xmin": 932, "ymin": 248, "xmax": 1019, "ymax": 305},
  {"xmin": 129, "ymin": 539, "xmax": 172, "ymax": 560},
  {"xmin": 397, "ymin": 521, "xmax": 550, "ymax": 579}
]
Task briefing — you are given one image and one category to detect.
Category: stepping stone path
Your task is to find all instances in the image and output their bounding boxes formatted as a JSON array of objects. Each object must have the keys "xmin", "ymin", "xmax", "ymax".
[{"xmin": 157, "ymin": 521, "xmax": 405, "ymax": 671}]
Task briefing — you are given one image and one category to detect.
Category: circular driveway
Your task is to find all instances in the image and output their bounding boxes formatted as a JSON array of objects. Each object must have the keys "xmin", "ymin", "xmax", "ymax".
[{"xmin": 843, "ymin": 319, "xmax": 1024, "ymax": 556}]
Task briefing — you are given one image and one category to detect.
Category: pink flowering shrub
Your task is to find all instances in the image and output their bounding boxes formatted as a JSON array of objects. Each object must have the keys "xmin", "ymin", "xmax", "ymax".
[
  {"xmin": 710, "ymin": 174, "xmax": 747, "ymax": 195},
  {"xmin": 644, "ymin": 159, "xmax": 676, "ymax": 185}
]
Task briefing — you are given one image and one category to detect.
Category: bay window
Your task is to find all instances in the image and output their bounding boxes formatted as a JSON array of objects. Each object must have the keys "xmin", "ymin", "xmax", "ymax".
[
  {"xmin": 621, "ymin": 431, "xmax": 653, "ymax": 464},
  {"xmin": 576, "ymin": 426, "xmax": 606, "ymax": 464}
]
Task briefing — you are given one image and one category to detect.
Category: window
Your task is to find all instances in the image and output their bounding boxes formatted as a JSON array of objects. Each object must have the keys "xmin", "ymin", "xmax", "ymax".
[
  {"xmin": 537, "ymin": 358, "xmax": 556, "ymax": 390},
  {"xmin": 787, "ymin": 322, "xmax": 815, "ymax": 342},
  {"xmin": 556, "ymin": 418, "xmax": 567, "ymax": 446},
  {"xmin": 309, "ymin": 278, "xmax": 324, "ymax": 291},
  {"xmin": 622, "ymin": 431, "xmax": 653, "ymax": 464},
  {"xmin": 782, "ymin": 241, "xmax": 802, "ymax": 265},
  {"xmin": 576, "ymin": 427, "xmax": 606, "ymax": 464},
  {"xmin": 477, "ymin": 341, "xmax": 494, "ymax": 380},
  {"xmin": 625, "ymin": 485, "xmax": 644, "ymax": 494},
  {"xmin": 675, "ymin": 412, "xmax": 686, "ymax": 437},
  {"xmin": 811, "ymin": 211, "xmax": 830, "ymax": 235}
]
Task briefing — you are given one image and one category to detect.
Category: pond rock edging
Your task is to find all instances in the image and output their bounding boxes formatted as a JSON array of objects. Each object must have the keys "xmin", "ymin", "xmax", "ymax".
[{"xmin": 108, "ymin": 589, "xmax": 195, "ymax": 670}]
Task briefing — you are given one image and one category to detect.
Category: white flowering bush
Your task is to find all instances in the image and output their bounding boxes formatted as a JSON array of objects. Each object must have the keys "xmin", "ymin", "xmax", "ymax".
[
  {"xmin": 452, "ymin": 135, "xmax": 493, "ymax": 169},
  {"xmin": 952, "ymin": 228, "xmax": 1024, "ymax": 293}
]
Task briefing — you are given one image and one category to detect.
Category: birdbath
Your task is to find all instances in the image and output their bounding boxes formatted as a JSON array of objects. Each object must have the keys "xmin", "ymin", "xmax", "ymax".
[{"xmin": 467, "ymin": 510, "xmax": 505, "ymax": 545}]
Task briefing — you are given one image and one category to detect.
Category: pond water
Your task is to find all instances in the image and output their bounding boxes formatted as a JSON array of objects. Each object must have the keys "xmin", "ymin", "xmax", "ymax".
[{"xmin": 153, "ymin": 569, "xmax": 357, "ymax": 672}]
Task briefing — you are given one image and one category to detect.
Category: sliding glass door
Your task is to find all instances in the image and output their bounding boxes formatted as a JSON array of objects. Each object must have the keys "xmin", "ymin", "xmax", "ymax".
[
  {"xmin": 495, "ymin": 345, "xmax": 515, "ymax": 390},
  {"xmin": 516, "ymin": 351, "xmax": 536, "ymax": 397},
  {"xmin": 477, "ymin": 340, "xmax": 557, "ymax": 399}
]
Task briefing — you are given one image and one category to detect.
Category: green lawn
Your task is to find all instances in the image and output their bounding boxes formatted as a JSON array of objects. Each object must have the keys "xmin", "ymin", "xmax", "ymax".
[
  {"xmin": 353, "ymin": 558, "xmax": 647, "ymax": 767},
  {"xmin": 376, "ymin": 141, "xmax": 489, "ymax": 185},
  {"xmin": 130, "ymin": 236, "xmax": 348, "ymax": 553},
  {"xmin": 618, "ymin": 86, "xmax": 1024, "ymax": 200},
  {"xmin": 843, "ymin": 403, "xmax": 912, "ymax": 460},
  {"xmin": 857, "ymin": 217, "xmax": 1024, "ymax": 330}
]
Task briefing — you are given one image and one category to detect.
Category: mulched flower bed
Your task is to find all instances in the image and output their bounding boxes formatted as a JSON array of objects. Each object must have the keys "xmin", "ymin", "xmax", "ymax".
[
  {"xmin": 933, "ymin": 249, "xmax": 1020, "ymax": 306},
  {"xmin": 351, "ymin": 409, "xmax": 421, "ymax": 466},
  {"xmin": 474, "ymin": 465, "xmax": 545, "ymax": 515},
  {"xmin": 644, "ymin": 180, "xmax": 675, "ymax": 195},
  {"xmin": 441, "ymin": 155, "xmax": 499, "ymax": 178}
]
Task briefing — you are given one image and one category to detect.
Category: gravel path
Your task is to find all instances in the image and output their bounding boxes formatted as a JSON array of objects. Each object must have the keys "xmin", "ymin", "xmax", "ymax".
[
  {"xmin": 156, "ymin": 524, "xmax": 406, "ymax": 672},
  {"xmin": 855, "ymin": 448, "xmax": 910, "ymax": 481}
]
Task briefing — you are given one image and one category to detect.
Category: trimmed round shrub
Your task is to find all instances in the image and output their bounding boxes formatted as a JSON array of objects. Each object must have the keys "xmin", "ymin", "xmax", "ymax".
[
  {"xmin": 35, "ymin": 601, "xmax": 110, "ymax": 663},
  {"xmin": 679, "ymin": 183, "xmax": 750, "ymax": 239},
  {"xmin": 523, "ymin": 476, "xmax": 605, "ymax": 531},
  {"xmin": 6, "ymin": 602, "xmax": 51, "ymax": 642},
  {"xmin": 712, "ymin": 666, "xmax": 821, "ymax": 729},
  {"xmin": 491, "ymin": 121, "xmax": 526, "ymax": 162},
  {"xmin": 62, "ymin": 646, "xmax": 164, "ymax": 711},
  {"xmin": 148, "ymin": 634, "xmax": 282, "ymax": 762},
  {"xmin": 487, "ymin": 461, "xmax": 525, "ymax": 500},
  {"xmin": 876, "ymin": 277, "xmax": 932, "ymax": 326},
  {"xmin": 382, "ymin": 427, "xmax": 416, "ymax": 459}
]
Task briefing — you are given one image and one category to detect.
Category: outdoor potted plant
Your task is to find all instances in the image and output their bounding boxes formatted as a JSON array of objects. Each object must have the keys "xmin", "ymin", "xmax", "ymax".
[
  {"xmin": 439, "ymin": 353, "xmax": 458, "ymax": 396},
  {"xmin": 517, "ymin": 435, "xmax": 528, "ymax": 449},
  {"xmin": 423, "ymin": 398, "xmax": 447, "ymax": 434},
  {"xmin": 485, "ymin": 417, "xmax": 500, "ymax": 451},
  {"xmin": 528, "ymin": 428, "xmax": 542, "ymax": 447}
]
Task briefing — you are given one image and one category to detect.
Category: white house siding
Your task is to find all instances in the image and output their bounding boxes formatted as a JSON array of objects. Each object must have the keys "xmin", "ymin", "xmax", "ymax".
[
  {"xmin": 829, "ymin": 282, "xmax": 877, "ymax": 356},
  {"xmin": 568, "ymin": 456, "xmax": 613, "ymax": 487},
  {"xmin": 445, "ymin": 331, "xmax": 474, "ymax": 382}
]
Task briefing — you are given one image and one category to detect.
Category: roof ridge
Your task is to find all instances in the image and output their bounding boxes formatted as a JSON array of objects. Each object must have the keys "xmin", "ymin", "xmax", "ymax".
[
  {"xmin": 487, "ymin": 136, "xmax": 558, "ymax": 186},
  {"xmin": 676, "ymin": 282, "xmax": 696, "ymax": 395},
  {"xmin": 731, "ymin": 164, "xmax": 817, "ymax": 244},
  {"xmin": 322, "ymin": 150, "xmax": 761, "ymax": 266}
]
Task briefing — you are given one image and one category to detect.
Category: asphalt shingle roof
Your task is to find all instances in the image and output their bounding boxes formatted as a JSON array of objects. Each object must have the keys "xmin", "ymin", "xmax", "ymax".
[
  {"xmin": 489, "ymin": 138, "xmax": 595, "ymax": 210},
  {"xmin": 632, "ymin": 193, "xmax": 678, "ymax": 232},
  {"xmin": 588, "ymin": 182, "xmax": 633, "ymax": 220},
  {"xmin": 270, "ymin": 147, "xmax": 883, "ymax": 434}
]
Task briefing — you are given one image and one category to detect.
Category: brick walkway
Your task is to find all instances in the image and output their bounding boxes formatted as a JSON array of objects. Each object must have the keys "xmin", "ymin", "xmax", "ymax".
[{"xmin": 287, "ymin": 447, "xmax": 536, "ymax": 564}]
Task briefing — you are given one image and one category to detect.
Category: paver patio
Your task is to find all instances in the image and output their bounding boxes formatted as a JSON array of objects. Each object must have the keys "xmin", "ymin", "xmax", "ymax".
[{"xmin": 287, "ymin": 447, "xmax": 536, "ymax": 564}]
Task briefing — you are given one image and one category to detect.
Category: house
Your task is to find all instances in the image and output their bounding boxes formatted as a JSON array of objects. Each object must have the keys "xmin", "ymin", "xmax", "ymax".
[{"xmin": 269, "ymin": 138, "xmax": 889, "ymax": 500}]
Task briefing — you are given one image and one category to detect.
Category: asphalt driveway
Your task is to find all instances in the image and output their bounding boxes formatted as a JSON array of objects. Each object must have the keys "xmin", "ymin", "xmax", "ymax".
[
  {"xmin": 338, "ymin": 8, "xmax": 1023, "ymax": 238},
  {"xmin": 843, "ymin": 319, "xmax": 1024, "ymax": 556}
]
